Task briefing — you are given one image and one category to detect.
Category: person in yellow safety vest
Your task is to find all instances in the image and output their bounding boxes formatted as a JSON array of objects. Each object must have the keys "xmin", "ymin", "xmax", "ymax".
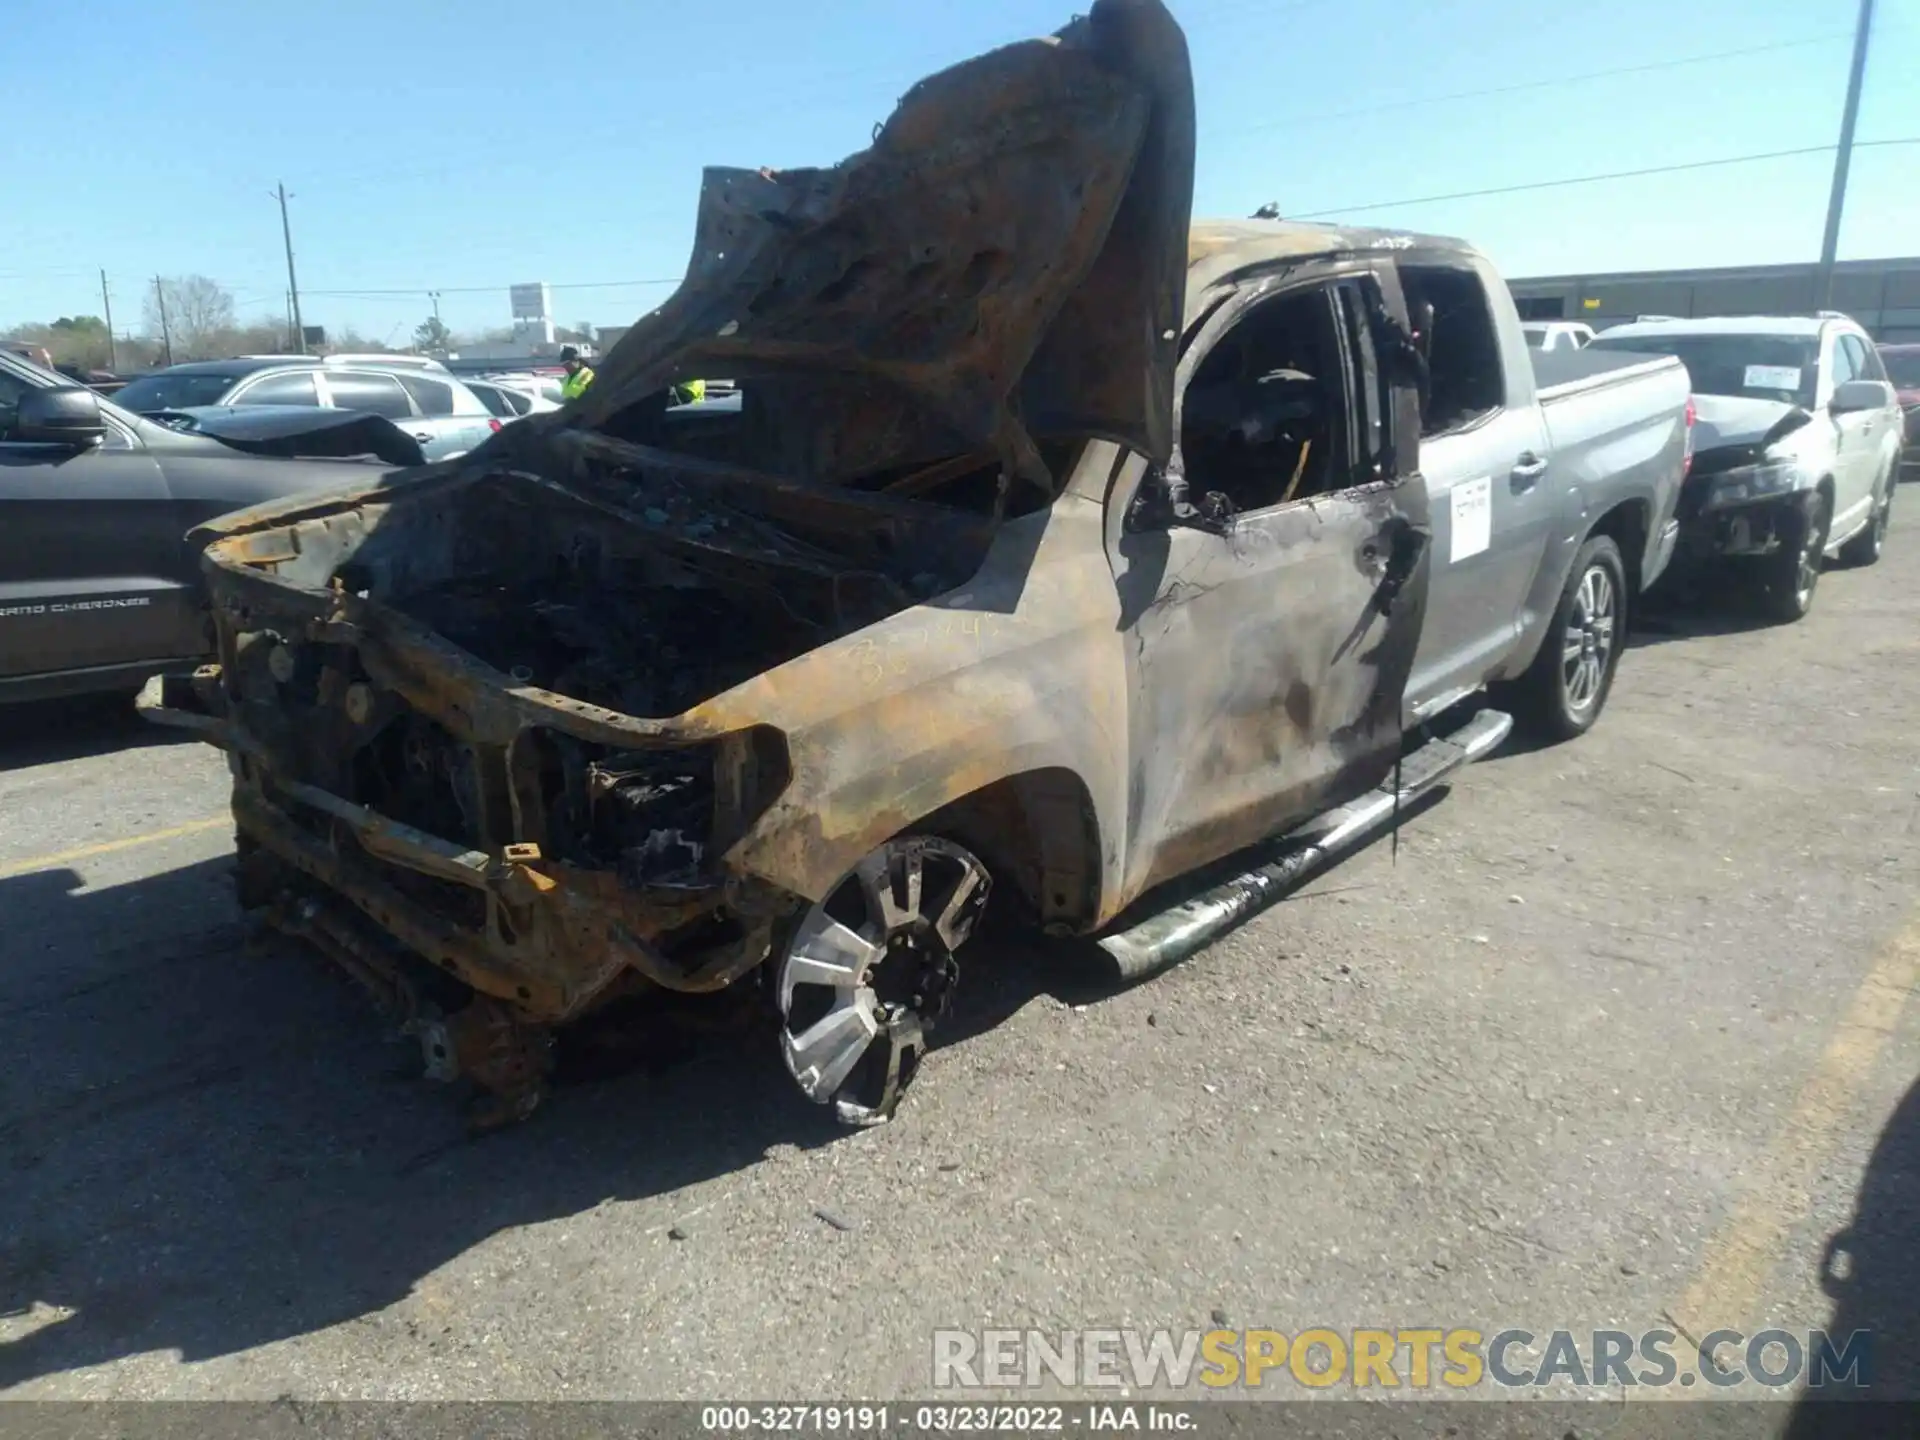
[
  {"xmin": 559, "ymin": 345, "xmax": 595, "ymax": 401},
  {"xmin": 671, "ymin": 378, "xmax": 707, "ymax": 405}
]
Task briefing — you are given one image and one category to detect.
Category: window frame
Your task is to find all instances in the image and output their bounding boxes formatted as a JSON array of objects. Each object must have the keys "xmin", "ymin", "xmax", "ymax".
[
  {"xmin": 1118, "ymin": 260, "xmax": 1418, "ymax": 530},
  {"xmin": 230, "ymin": 369, "xmax": 322, "ymax": 407},
  {"xmin": 1395, "ymin": 257, "xmax": 1510, "ymax": 441},
  {"xmin": 1856, "ymin": 340, "xmax": 1888, "ymax": 383},
  {"xmin": 1828, "ymin": 337, "xmax": 1851, "ymax": 389},
  {"xmin": 316, "ymin": 369, "xmax": 418, "ymax": 421},
  {"xmin": 1835, "ymin": 333, "xmax": 1874, "ymax": 389},
  {"xmin": 398, "ymin": 373, "xmax": 459, "ymax": 417}
]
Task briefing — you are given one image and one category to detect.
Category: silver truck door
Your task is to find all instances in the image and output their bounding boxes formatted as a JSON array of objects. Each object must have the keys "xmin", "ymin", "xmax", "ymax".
[
  {"xmin": 1108, "ymin": 264, "xmax": 1429, "ymax": 902},
  {"xmin": 1400, "ymin": 255, "xmax": 1551, "ymax": 720}
]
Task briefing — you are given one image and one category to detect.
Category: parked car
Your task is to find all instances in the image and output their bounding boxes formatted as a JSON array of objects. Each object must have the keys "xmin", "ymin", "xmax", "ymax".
[
  {"xmin": 2, "ymin": 340, "xmax": 56, "ymax": 369},
  {"xmin": 0, "ymin": 349, "xmax": 419, "ymax": 705},
  {"xmin": 1588, "ymin": 314, "xmax": 1903, "ymax": 619},
  {"xmin": 1520, "ymin": 320, "xmax": 1595, "ymax": 352},
  {"xmin": 1878, "ymin": 342, "xmax": 1920, "ymax": 478},
  {"xmin": 465, "ymin": 377, "xmax": 561, "ymax": 420},
  {"xmin": 143, "ymin": 0, "xmax": 1692, "ymax": 1131},
  {"xmin": 112, "ymin": 356, "xmax": 501, "ymax": 462},
  {"xmin": 483, "ymin": 371, "xmax": 568, "ymax": 407},
  {"xmin": 54, "ymin": 364, "xmax": 128, "ymax": 397}
]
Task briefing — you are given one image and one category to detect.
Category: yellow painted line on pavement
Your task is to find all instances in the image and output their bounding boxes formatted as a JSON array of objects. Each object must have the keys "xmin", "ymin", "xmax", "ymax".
[
  {"xmin": 1662, "ymin": 914, "xmax": 1920, "ymax": 1353},
  {"xmin": 0, "ymin": 815, "xmax": 231, "ymax": 881}
]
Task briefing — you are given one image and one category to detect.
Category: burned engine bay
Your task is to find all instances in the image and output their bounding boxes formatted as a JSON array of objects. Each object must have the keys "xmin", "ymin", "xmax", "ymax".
[{"xmin": 169, "ymin": 402, "xmax": 1039, "ymax": 1127}]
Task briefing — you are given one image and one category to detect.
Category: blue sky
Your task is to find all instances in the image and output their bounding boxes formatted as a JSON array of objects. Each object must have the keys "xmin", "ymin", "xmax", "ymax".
[{"xmin": 3, "ymin": 0, "xmax": 1916, "ymax": 342}]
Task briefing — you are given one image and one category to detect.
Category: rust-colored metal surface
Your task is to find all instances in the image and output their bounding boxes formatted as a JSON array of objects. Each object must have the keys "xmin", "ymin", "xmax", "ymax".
[
  {"xmin": 565, "ymin": 0, "xmax": 1193, "ymax": 488},
  {"xmin": 153, "ymin": 0, "xmax": 1448, "ymax": 1119}
]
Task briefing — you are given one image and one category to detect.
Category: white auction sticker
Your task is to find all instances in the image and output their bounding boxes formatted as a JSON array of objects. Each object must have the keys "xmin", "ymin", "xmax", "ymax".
[
  {"xmin": 1744, "ymin": 364, "xmax": 1802, "ymax": 391},
  {"xmin": 1450, "ymin": 476, "xmax": 1492, "ymax": 562}
]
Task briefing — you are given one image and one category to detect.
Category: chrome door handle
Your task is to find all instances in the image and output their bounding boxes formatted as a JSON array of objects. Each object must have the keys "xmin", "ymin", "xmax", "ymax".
[{"xmin": 1510, "ymin": 452, "xmax": 1548, "ymax": 490}]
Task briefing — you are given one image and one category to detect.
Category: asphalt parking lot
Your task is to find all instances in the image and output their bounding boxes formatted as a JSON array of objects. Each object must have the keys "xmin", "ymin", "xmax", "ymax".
[{"xmin": 3, "ymin": 509, "xmax": 1918, "ymax": 1418}]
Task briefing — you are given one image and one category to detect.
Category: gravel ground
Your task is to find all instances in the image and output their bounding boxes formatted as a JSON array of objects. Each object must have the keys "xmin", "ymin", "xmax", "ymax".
[{"xmin": 3, "ymin": 507, "xmax": 1917, "ymax": 1422}]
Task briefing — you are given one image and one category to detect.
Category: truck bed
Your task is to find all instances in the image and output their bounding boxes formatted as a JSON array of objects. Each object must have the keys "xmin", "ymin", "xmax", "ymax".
[{"xmin": 1531, "ymin": 345, "xmax": 1681, "ymax": 404}]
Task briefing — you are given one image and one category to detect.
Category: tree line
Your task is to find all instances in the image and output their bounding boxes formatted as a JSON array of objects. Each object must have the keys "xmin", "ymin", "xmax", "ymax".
[{"xmin": 2, "ymin": 274, "xmax": 525, "ymax": 373}]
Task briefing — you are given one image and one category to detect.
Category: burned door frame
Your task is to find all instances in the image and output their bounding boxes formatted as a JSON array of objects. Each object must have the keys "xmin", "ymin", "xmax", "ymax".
[{"xmin": 1104, "ymin": 256, "xmax": 1430, "ymax": 905}]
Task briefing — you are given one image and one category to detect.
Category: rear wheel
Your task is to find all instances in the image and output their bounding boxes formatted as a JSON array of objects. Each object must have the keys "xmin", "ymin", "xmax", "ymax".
[
  {"xmin": 1839, "ymin": 464, "xmax": 1893, "ymax": 567},
  {"xmin": 1509, "ymin": 534, "xmax": 1626, "ymax": 743},
  {"xmin": 775, "ymin": 836, "xmax": 991, "ymax": 1126},
  {"xmin": 1760, "ymin": 490, "xmax": 1829, "ymax": 623}
]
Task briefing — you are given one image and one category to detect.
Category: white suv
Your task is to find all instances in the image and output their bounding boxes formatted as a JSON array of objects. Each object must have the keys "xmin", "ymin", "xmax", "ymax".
[{"xmin": 1588, "ymin": 314, "xmax": 1903, "ymax": 620}]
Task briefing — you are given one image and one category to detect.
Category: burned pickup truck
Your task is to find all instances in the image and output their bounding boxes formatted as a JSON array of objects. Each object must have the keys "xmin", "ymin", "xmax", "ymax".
[{"xmin": 142, "ymin": 0, "xmax": 1692, "ymax": 1127}]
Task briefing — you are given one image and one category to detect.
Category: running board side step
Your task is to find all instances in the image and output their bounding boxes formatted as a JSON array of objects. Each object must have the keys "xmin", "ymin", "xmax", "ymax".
[{"xmin": 1096, "ymin": 708, "xmax": 1513, "ymax": 982}]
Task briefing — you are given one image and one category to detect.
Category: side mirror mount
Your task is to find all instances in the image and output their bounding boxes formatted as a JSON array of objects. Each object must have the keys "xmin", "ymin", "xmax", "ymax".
[
  {"xmin": 1125, "ymin": 463, "xmax": 1233, "ymax": 536},
  {"xmin": 1830, "ymin": 378, "xmax": 1895, "ymax": 415},
  {"xmin": 14, "ymin": 385, "xmax": 107, "ymax": 447}
]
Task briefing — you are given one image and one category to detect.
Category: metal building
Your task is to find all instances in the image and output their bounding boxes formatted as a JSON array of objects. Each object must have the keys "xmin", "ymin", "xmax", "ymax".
[{"xmin": 1506, "ymin": 256, "xmax": 1920, "ymax": 343}]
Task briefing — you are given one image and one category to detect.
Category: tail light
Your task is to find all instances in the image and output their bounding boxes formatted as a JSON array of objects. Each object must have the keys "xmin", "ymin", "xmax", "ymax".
[
  {"xmin": 488, "ymin": 418, "xmax": 503, "ymax": 433},
  {"xmin": 1682, "ymin": 395, "xmax": 1696, "ymax": 478}
]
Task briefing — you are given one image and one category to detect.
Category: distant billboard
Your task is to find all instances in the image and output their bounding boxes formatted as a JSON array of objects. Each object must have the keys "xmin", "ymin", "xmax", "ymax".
[{"xmin": 509, "ymin": 283, "xmax": 551, "ymax": 321}]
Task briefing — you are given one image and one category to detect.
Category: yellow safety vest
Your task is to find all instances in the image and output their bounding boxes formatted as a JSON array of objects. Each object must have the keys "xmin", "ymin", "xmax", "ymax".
[
  {"xmin": 672, "ymin": 378, "xmax": 706, "ymax": 405},
  {"xmin": 561, "ymin": 366, "xmax": 595, "ymax": 401}
]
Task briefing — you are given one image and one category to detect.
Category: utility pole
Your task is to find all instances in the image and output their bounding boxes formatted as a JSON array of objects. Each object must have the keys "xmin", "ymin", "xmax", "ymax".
[
  {"xmin": 153, "ymin": 276, "xmax": 174, "ymax": 366},
  {"xmin": 275, "ymin": 182, "xmax": 307, "ymax": 354},
  {"xmin": 1816, "ymin": 0, "xmax": 1875, "ymax": 310},
  {"xmin": 99, "ymin": 268, "xmax": 117, "ymax": 371}
]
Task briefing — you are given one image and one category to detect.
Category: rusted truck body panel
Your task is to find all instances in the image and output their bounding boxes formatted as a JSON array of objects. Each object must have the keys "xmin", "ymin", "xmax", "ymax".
[{"xmin": 149, "ymin": 0, "xmax": 1442, "ymax": 1121}]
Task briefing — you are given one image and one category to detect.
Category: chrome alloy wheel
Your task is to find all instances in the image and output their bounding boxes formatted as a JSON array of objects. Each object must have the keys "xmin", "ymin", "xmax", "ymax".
[
  {"xmin": 776, "ymin": 836, "xmax": 990, "ymax": 1125},
  {"xmin": 1561, "ymin": 561, "xmax": 1617, "ymax": 715}
]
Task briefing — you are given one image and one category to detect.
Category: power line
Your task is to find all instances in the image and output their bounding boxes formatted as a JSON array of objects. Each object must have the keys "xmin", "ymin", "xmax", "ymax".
[
  {"xmin": 299, "ymin": 278, "xmax": 683, "ymax": 298},
  {"xmin": 1226, "ymin": 32, "xmax": 1850, "ymax": 136},
  {"xmin": 1289, "ymin": 137, "xmax": 1920, "ymax": 219}
]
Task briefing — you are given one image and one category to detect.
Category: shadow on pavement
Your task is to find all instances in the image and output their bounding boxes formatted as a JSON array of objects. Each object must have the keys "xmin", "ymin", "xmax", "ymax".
[
  {"xmin": 1784, "ymin": 1074, "xmax": 1920, "ymax": 1435},
  {"xmin": 1624, "ymin": 559, "xmax": 1857, "ymax": 650},
  {"xmin": 0, "ymin": 693, "xmax": 195, "ymax": 773},
  {"xmin": 0, "ymin": 713, "xmax": 1476, "ymax": 1393},
  {"xmin": 0, "ymin": 851, "xmax": 846, "ymax": 1391},
  {"xmin": 0, "ymin": 846, "xmax": 1101, "ymax": 1393}
]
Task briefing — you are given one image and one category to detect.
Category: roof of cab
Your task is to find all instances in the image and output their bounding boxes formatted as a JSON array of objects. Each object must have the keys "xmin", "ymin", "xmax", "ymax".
[
  {"xmin": 1183, "ymin": 219, "xmax": 1481, "ymax": 305},
  {"xmin": 1187, "ymin": 218, "xmax": 1476, "ymax": 269}
]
